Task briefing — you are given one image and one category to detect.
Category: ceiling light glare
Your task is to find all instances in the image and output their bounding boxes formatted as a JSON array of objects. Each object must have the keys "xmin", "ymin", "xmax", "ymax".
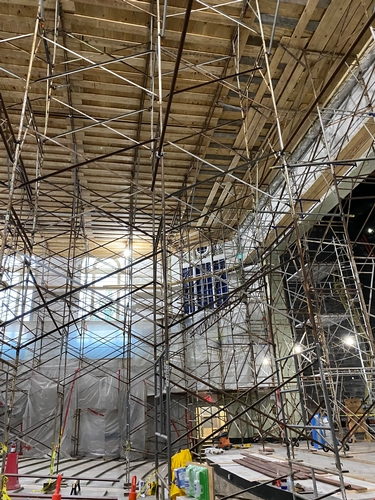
[
  {"xmin": 263, "ymin": 357, "xmax": 271, "ymax": 365},
  {"xmin": 123, "ymin": 247, "xmax": 131, "ymax": 258},
  {"xmin": 344, "ymin": 336, "xmax": 355, "ymax": 346},
  {"xmin": 368, "ymin": 228, "xmax": 374, "ymax": 234}
]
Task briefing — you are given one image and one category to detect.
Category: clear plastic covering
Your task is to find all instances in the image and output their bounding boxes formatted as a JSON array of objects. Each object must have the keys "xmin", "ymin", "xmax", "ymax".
[
  {"xmin": 21, "ymin": 363, "xmax": 148, "ymax": 459},
  {"xmin": 78, "ymin": 408, "xmax": 119, "ymax": 457},
  {"xmin": 23, "ymin": 372, "xmax": 74, "ymax": 458},
  {"xmin": 118, "ymin": 371, "xmax": 147, "ymax": 460},
  {"xmin": 75, "ymin": 372, "xmax": 120, "ymax": 457}
]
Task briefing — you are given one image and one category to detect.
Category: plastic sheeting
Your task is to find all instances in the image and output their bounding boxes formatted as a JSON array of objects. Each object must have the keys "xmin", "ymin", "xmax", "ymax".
[
  {"xmin": 75, "ymin": 373, "xmax": 120, "ymax": 457},
  {"xmin": 118, "ymin": 371, "xmax": 147, "ymax": 460},
  {"xmin": 23, "ymin": 373, "xmax": 74, "ymax": 458},
  {"xmin": 21, "ymin": 365, "xmax": 148, "ymax": 459},
  {"xmin": 78, "ymin": 408, "xmax": 119, "ymax": 457}
]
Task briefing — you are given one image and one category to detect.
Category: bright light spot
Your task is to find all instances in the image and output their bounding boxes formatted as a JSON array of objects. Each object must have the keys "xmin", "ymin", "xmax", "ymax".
[
  {"xmin": 344, "ymin": 336, "xmax": 355, "ymax": 346},
  {"xmin": 123, "ymin": 248, "xmax": 131, "ymax": 258},
  {"xmin": 263, "ymin": 357, "xmax": 271, "ymax": 365},
  {"xmin": 294, "ymin": 344, "xmax": 303, "ymax": 354},
  {"xmin": 368, "ymin": 228, "xmax": 374, "ymax": 234}
]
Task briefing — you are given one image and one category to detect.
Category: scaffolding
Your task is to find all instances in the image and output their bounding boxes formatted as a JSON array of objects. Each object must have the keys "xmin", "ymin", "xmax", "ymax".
[{"xmin": 1, "ymin": 1, "xmax": 375, "ymax": 499}]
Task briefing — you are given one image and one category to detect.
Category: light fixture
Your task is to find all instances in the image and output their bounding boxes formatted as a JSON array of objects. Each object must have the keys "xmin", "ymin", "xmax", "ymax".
[
  {"xmin": 263, "ymin": 357, "xmax": 271, "ymax": 365},
  {"xmin": 293, "ymin": 344, "xmax": 303, "ymax": 354},
  {"xmin": 344, "ymin": 336, "xmax": 355, "ymax": 346},
  {"xmin": 123, "ymin": 247, "xmax": 131, "ymax": 258},
  {"xmin": 368, "ymin": 228, "xmax": 374, "ymax": 234}
]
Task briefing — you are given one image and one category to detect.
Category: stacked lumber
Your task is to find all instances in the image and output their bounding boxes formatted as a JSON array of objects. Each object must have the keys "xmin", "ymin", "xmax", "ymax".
[
  {"xmin": 232, "ymin": 453, "xmax": 367, "ymax": 492},
  {"xmin": 234, "ymin": 454, "xmax": 310, "ymax": 480}
]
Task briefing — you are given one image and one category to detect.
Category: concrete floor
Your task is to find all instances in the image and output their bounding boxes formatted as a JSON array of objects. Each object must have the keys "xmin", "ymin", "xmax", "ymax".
[
  {"xmin": 7, "ymin": 457, "xmax": 160, "ymax": 499},
  {"xmin": 207, "ymin": 441, "xmax": 375, "ymax": 500},
  {"xmin": 6, "ymin": 442, "xmax": 375, "ymax": 499}
]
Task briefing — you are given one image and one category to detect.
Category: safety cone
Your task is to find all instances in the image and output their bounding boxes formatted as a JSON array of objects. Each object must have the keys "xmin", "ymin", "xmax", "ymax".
[
  {"xmin": 51, "ymin": 474, "xmax": 62, "ymax": 500},
  {"xmin": 4, "ymin": 443, "xmax": 20, "ymax": 490},
  {"xmin": 129, "ymin": 475, "xmax": 137, "ymax": 500}
]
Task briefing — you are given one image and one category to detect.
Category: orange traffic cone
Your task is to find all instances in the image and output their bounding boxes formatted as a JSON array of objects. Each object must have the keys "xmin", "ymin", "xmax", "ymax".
[
  {"xmin": 52, "ymin": 474, "xmax": 62, "ymax": 500},
  {"xmin": 4, "ymin": 443, "xmax": 20, "ymax": 490},
  {"xmin": 129, "ymin": 475, "xmax": 137, "ymax": 500}
]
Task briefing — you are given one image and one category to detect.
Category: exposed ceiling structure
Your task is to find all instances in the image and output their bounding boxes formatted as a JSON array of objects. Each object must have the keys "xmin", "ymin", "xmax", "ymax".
[{"xmin": 1, "ymin": 0, "xmax": 374, "ymax": 258}]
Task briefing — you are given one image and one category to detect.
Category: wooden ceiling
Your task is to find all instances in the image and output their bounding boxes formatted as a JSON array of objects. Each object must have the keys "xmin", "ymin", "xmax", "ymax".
[{"xmin": 0, "ymin": 0, "xmax": 374, "ymax": 257}]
